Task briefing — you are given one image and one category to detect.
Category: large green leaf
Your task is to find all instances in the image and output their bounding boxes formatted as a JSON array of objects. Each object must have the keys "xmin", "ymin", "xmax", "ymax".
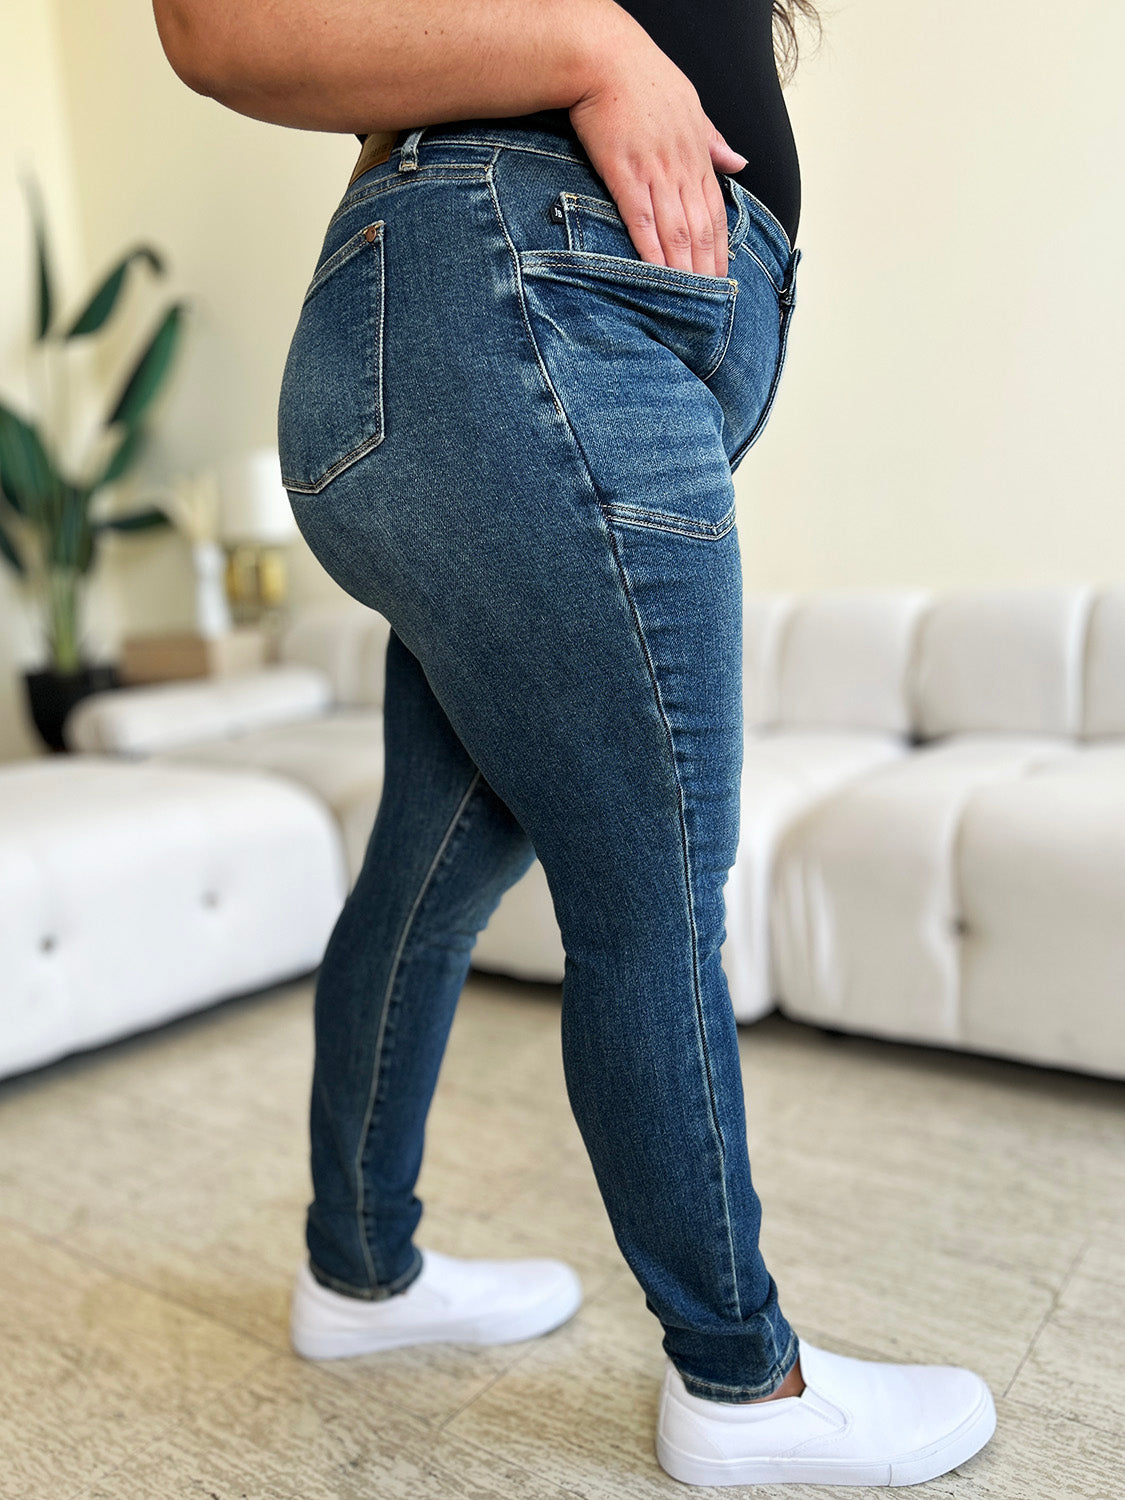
[
  {"xmin": 23, "ymin": 176, "xmax": 54, "ymax": 340},
  {"xmin": 49, "ymin": 481, "xmax": 91, "ymax": 571},
  {"xmin": 106, "ymin": 302, "xmax": 186, "ymax": 427},
  {"xmin": 0, "ymin": 401, "xmax": 58, "ymax": 518},
  {"xmin": 76, "ymin": 522, "xmax": 95, "ymax": 575},
  {"xmin": 65, "ymin": 247, "xmax": 165, "ymax": 339},
  {"xmin": 94, "ymin": 421, "xmax": 147, "ymax": 489},
  {"xmin": 0, "ymin": 515, "xmax": 25, "ymax": 574},
  {"xmin": 95, "ymin": 506, "xmax": 170, "ymax": 533}
]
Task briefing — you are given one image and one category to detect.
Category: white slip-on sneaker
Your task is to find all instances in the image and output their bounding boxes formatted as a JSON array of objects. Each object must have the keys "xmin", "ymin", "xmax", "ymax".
[
  {"xmin": 290, "ymin": 1248, "xmax": 583, "ymax": 1360},
  {"xmin": 656, "ymin": 1339, "xmax": 996, "ymax": 1487}
]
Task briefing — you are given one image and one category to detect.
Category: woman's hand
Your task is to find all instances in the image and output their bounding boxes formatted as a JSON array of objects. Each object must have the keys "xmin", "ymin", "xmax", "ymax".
[{"xmin": 568, "ymin": 38, "xmax": 748, "ymax": 280}]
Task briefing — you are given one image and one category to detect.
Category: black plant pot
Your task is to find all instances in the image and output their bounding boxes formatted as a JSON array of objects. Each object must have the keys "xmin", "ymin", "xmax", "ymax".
[{"xmin": 23, "ymin": 662, "xmax": 119, "ymax": 752}]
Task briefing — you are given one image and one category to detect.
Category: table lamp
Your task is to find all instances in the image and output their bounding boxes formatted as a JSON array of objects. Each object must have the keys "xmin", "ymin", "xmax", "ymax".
[{"xmin": 216, "ymin": 448, "xmax": 298, "ymax": 626}]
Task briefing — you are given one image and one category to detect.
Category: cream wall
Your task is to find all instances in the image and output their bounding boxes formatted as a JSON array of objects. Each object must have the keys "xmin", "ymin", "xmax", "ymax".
[
  {"xmin": 2, "ymin": 0, "xmax": 1123, "ymax": 759},
  {"xmin": 747, "ymin": 0, "xmax": 1125, "ymax": 590},
  {"xmin": 0, "ymin": 0, "xmax": 91, "ymax": 760}
]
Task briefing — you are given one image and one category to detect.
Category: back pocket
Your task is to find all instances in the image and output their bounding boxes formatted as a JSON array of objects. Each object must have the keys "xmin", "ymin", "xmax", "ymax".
[{"xmin": 279, "ymin": 221, "xmax": 385, "ymax": 495}]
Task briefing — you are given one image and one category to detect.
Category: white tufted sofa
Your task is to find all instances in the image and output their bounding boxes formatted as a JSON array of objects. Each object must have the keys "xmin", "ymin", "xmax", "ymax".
[
  {"xmin": 53, "ymin": 584, "xmax": 1125, "ymax": 1081},
  {"xmin": 0, "ymin": 756, "xmax": 345, "ymax": 1080}
]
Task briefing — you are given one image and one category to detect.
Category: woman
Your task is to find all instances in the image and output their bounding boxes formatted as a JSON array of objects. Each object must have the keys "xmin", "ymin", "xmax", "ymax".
[{"xmin": 155, "ymin": 0, "xmax": 997, "ymax": 1485}]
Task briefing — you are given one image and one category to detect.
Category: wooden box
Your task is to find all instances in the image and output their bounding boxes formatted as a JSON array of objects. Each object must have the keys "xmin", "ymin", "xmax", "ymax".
[{"xmin": 119, "ymin": 628, "xmax": 267, "ymax": 684}]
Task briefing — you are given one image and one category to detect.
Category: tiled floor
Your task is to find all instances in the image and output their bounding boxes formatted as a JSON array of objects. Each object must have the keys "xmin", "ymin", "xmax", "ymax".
[{"xmin": 1, "ymin": 971, "xmax": 1122, "ymax": 1499}]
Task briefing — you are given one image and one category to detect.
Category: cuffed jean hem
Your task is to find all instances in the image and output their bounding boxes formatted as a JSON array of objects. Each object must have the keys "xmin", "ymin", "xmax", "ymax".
[
  {"xmin": 667, "ymin": 1322, "xmax": 801, "ymax": 1404},
  {"xmin": 307, "ymin": 1244, "xmax": 424, "ymax": 1301}
]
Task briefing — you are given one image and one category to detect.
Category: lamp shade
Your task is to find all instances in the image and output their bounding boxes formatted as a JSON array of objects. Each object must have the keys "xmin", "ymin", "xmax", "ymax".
[{"xmin": 216, "ymin": 448, "xmax": 298, "ymax": 545}]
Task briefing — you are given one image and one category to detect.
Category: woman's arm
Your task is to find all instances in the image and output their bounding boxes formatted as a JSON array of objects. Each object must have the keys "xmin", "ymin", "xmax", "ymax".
[{"xmin": 152, "ymin": 0, "xmax": 749, "ymax": 278}]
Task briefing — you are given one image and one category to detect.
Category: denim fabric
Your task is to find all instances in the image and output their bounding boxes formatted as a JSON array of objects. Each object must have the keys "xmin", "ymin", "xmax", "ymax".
[{"xmin": 277, "ymin": 121, "xmax": 803, "ymax": 1401}]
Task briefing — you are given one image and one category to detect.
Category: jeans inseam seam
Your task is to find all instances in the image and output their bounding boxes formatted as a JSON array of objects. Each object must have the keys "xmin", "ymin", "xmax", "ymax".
[
  {"xmin": 602, "ymin": 524, "xmax": 743, "ymax": 1323},
  {"xmin": 351, "ymin": 768, "xmax": 484, "ymax": 1285}
]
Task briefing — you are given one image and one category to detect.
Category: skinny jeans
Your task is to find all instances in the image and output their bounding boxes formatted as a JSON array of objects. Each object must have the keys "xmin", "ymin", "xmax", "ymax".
[{"xmin": 277, "ymin": 121, "xmax": 804, "ymax": 1402}]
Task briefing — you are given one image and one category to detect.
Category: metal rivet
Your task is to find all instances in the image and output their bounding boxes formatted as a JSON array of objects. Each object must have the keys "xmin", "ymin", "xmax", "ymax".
[{"xmin": 364, "ymin": 226, "xmax": 378, "ymax": 243}]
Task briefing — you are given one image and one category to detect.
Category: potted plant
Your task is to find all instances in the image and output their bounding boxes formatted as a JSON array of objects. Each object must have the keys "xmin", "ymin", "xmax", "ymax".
[{"xmin": 0, "ymin": 179, "xmax": 187, "ymax": 751}]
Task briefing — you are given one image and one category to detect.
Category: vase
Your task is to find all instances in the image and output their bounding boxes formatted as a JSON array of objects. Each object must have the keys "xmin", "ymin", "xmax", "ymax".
[
  {"xmin": 24, "ymin": 662, "xmax": 119, "ymax": 752},
  {"xmin": 191, "ymin": 539, "xmax": 233, "ymax": 638}
]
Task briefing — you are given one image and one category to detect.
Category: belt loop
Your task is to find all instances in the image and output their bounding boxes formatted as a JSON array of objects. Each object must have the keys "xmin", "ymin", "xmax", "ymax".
[
  {"xmin": 398, "ymin": 127, "xmax": 425, "ymax": 172},
  {"xmin": 780, "ymin": 246, "xmax": 802, "ymax": 307}
]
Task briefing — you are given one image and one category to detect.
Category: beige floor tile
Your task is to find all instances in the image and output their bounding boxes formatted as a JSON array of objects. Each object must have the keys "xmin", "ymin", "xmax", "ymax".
[
  {"xmin": 0, "ymin": 1219, "xmax": 272, "ymax": 1500},
  {"xmin": 51, "ymin": 1127, "xmax": 312, "ymax": 1349},
  {"xmin": 442, "ymin": 974, "xmax": 567, "ymax": 1106},
  {"xmin": 741, "ymin": 1021, "xmax": 1125, "ymax": 1217},
  {"xmin": 486, "ymin": 1148, "xmax": 627, "ymax": 1279},
  {"xmin": 1076, "ymin": 1233, "xmax": 1125, "ymax": 1288},
  {"xmin": 898, "ymin": 1397, "xmax": 1125, "ymax": 1500},
  {"xmin": 442, "ymin": 1279, "xmax": 678, "ymax": 1500},
  {"xmin": 3, "ymin": 972, "xmax": 1122, "ymax": 1500},
  {"xmin": 27, "ymin": 979, "xmax": 316, "ymax": 1145},
  {"xmin": 418, "ymin": 1063, "xmax": 593, "ymax": 1220},
  {"xmin": 0, "ymin": 1066, "xmax": 240, "ymax": 1241},
  {"xmin": 69, "ymin": 1351, "xmax": 584, "ymax": 1500},
  {"xmin": 1005, "ymin": 1251, "xmax": 1125, "ymax": 1438}
]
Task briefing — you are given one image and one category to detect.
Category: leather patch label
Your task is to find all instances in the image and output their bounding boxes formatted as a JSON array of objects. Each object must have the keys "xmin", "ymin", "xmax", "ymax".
[{"xmin": 348, "ymin": 130, "xmax": 399, "ymax": 188}]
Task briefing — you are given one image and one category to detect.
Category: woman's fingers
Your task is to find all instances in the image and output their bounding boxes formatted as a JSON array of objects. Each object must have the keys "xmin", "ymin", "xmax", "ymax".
[{"xmin": 569, "ymin": 55, "xmax": 748, "ymax": 279}]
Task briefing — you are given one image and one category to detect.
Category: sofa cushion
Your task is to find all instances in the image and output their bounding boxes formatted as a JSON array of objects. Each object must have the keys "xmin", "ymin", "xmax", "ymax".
[
  {"xmin": 154, "ymin": 710, "xmax": 385, "ymax": 822},
  {"xmin": 279, "ymin": 602, "xmax": 392, "ymax": 708},
  {"xmin": 771, "ymin": 591, "xmax": 930, "ymax": 735},
  {"xmin": 743, "ymin": 593, "xmax": 796, "ymax": 728},
  {"xmin": 1082, "ymin": 587, "xmax": 1125, "ymax": 738},
  {"xmin": 910, "ymin": 586, "xmax": 1093, "ymax": 740},
  {"xmin": 0, "ymin": 757, "xmax": 345, "ymax": 1080},
  {"xmin": 956, "ymin": 742, "xmax": 1125, "ymax": 1075},
  {"xmin": 770, "ymin": 734, "xmax": 1078, "ymax": 1047},
  {"xmin": 65, "ymin": 667, "xmax": 333, "ymax": 756},
  {"xmin": 723, "ymin": 728, "xmax": 910, "ymax": 1021}
]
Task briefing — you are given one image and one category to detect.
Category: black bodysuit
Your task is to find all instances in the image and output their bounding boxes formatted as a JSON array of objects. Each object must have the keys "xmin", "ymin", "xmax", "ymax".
[{"xmin": 357, "ymin": 2, "xmax": 801, "ymax": 246}]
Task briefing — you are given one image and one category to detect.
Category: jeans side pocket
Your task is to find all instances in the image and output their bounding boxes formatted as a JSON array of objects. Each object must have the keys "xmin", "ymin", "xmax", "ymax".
[{"xmin": 279, "ymin": 221, "xmax": 386, "ymax": 495}]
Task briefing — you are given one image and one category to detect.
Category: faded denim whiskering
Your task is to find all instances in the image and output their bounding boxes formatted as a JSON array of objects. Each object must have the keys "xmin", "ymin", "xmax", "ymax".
[{"xmin": 278, "ymin": 121, "xmax": 803, "ymax": 1402}]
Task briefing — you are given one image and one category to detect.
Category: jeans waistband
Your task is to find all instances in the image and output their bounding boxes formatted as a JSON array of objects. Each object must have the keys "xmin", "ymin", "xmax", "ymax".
[{"xmin": 350, "ymin": 118, "xmax": 797, "ymax": 284}]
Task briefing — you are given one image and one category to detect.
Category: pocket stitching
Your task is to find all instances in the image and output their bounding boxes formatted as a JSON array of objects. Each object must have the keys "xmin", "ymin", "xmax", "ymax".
[
  {"xmin": 327, "ymin": 165, "xmax": 491, "ymax": 236},
  {"xmin": 306, "ymin": 224, "xmax": 379, "ymax": 302},
  {"xmin": 522, "ymin": 248, "xmax": 739, "ymax": 297},
  {"xmin": 556, "ymin": 188, "xmax": 745, "ymax": 291},
  {"xmin": 281, "ymin": 221, "xmax": 386, "ymax": 495},
  {"xmin": 601, "ymin": 498, "xmax": 738, "ymax": 541}
]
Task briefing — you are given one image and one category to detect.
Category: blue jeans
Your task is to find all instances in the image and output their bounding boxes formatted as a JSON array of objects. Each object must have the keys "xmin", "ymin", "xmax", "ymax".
[{"xmin": 277, "ymin": 121, "xmax": 803, "ymax": 1402}]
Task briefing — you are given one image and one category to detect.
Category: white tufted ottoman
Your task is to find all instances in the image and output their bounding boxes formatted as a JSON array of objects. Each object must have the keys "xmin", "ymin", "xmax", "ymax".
[{"xmin": 0, "ymin": 756, "xmax": 346, "ymax": 1080}]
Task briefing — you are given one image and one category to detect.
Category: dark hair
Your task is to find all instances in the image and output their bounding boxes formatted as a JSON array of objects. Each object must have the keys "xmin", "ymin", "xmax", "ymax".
[{"xmin": 772, "ymin": 0, "xmax": 823, "ymax": 85}]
